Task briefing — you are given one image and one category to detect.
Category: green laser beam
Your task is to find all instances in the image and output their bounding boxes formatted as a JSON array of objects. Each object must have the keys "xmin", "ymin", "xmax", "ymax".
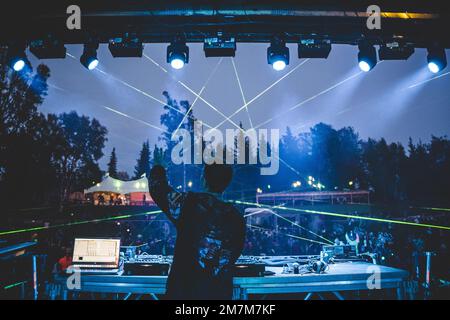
[
  {"xmin": 0, "ymin": 210, "xmax": 162, "ymax": 236},
  {"xmin": 244, "ymin": 206, "xmax": 334, "ymax": 244},
  {"xmin": 4, "ymin": 281, "xmax": 27, "ymax": 290},
  {"xmin": 412, "ymin": 207, "xmax": 450, "ymax": 212},
  {"xmin": 233, "ymin": 200, "xmax": 450, "ymax": 231},
  {"xmin": 247, "ymin": 224, "xmax": 329, "ymax": 246},
  {"xmin": 269, "ymin": 210, "xmax": 334, "ymax": 245}
]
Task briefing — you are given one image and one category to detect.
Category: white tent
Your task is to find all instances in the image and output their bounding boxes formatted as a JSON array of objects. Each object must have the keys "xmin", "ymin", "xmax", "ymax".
[{"xmin": 84, "ymin": 174, "xmax": 149, "ymax": 195}]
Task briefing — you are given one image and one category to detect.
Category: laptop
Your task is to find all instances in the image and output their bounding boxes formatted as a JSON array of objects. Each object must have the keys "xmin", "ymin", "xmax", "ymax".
[{"xmin": 70, "ymin": 238, "xmax": 121, "ymax": 274}]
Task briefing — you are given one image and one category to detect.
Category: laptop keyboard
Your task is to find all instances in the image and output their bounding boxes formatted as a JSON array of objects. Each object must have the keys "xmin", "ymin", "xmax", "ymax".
[
  {"xmin": 76, "ymin": 264, "xmax": 117, "ymax": 268},
  {"xmin": 75, "ymin": 268, "xmax": 119, "ymax": 274}
]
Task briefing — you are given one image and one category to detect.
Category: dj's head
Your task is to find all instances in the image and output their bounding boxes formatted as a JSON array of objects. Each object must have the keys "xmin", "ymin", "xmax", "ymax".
[{"xmin": 203, "ymin": 163, "xmax": 233, "ymax": 193}]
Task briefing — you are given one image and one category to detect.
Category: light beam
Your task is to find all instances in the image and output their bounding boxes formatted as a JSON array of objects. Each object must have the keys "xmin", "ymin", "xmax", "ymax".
[
  {"xmin": 254, "ymin": 71, "xmax": 364, "ymax": 128},
  {"xmin": 0, "ymin": 210, "xmax": 162, "ymax": 236},
  {"xmin": 232, "ymin": 200, "xmax": 450, "ymax": 231},
  {"xmin": 213, "ymin": 59, "xmax": 310, "ymax": 130},
  {"xmin": 231, "ymin": 58, "xmax": 253, "ymax": 128},
  {"xmin": 172, "ymin": 58, "xmax": 223, "ymax": 137}
]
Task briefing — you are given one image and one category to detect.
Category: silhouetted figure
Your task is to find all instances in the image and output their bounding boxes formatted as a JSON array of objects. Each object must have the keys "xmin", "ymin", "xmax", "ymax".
[
  {"xmin": 97, "ymin": 194, "xmax": 105, "ymax": 206},
  {"xmin": 148, "ymin": 164, "xmax": 245, "ymax": 300}
]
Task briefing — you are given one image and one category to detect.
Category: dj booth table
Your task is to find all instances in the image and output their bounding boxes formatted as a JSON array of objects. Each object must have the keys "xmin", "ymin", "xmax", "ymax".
[{"xmin": 52, "ymin": 262, "xmax": 408, "ymax": 300}]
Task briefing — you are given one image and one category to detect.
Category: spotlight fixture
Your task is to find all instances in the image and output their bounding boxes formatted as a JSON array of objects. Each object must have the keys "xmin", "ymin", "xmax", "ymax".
[
  {"xmin": 167, "ymin": 38, "xmax": 189, "ymax": 69},
  {"xmin": 267, "ymin": 38, "xmax": 289, "ymax": 71},
  {"xmin": 298, "ymin": 38, "xmax": 332, "ymax": 59},
  {"xmin": 108, "ymin": 34, "xmax": 143, "ymax": 57},
  {"xmin": 358, "ymin": 43, "xmax": 377, "ymax": 72},
  {"xmin": 378, "ymin": 41, "xmax": 414, "ymax": 61},
  {"xmin": 427, "ymin": 47, "xmax": 447, "ymax": 74},
  {"xmin": 80, "ymin": 43, "xmax": 99, "ymax": 70},
  {"xmin": 7, "ymin": 45, "xmax": 29, "ymax": 72},
  {"xmin": 29, "ymin": 38, "xmax": 66, "ymax": 59},
  {"xmin": 204, "ymin": 33, "xmax": 236, "ymax": 57}
]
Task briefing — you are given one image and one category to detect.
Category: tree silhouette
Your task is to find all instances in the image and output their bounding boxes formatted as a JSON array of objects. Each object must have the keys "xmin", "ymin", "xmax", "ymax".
[
  {"xmin": 107, "ymin": 147, "xmax": 118, "ymax": 178},
  {"xmin": 134, "ymin": 140, "xmax": 151, "ymax": 178}
]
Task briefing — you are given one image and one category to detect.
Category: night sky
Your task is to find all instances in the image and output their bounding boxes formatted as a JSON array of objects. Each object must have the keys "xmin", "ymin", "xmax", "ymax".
[{"xmin": 28, "ymin": 44, "xmax": 450, "ymax": 175}]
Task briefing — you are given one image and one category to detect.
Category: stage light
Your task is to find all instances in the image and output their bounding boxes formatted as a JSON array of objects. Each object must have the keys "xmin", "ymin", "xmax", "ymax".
[
  {"xmin": 267, "ymin": 38, "xmax": 289, "ymax": 71},
  {"xmin": 29, "ymin": 39, "xmax": 66, "ymax": 59},
  {"xmin": 187, "ymin": 181, "xmax": 193, "ymax": 188},
  {"xmin": 171, "ymin": 58, "xmax": 184, "ymax": 69},
  {"xmin": 358, "ymin": 43, "xmax": 377, "ymax": 72},
  {"xmin": 12, "ymin": 59, "xmax": 25, "ymax": 71},
  {"xmin": 298, "ymin": 39, "xmax": 332, "ymax": 59},
  {"xmin": 378, "ymin": 42, "xmax": 414, "ymax": 61},
  {"xmin": 204, "ymin": 33, "xmax": 236, "ymax": 57},
  {"xmin": 109, "ymin": 34, "xmax": 143, "ymax": 57},
  {"xmin": 267, "ymin": 185, "xmax": 271, "ymax": 190},
  {"xmin": 8, "ymin": 46, "xmax": 29, "ymax": 72},
  {"xmin": 272, "ymin": 60, "xmax": 287, "ymax": 71},
  {"xmin": 167, "ymin": 39, "xmax": 189, "ymax": 69},
  {"xmin": 427, "ymin": 47, "xmax": 447, "ymax": 74},
  {"xmin": 257, "ymin": 188, "xmax": 263, "ymax": 194},
  {"xmin": 80, "ymin": 44, "xmax": 99, "ymax": 70},
  {"xmin": 428, "ymin": 62, "xmax": 440, "ymax": 74},
  {"xmin": 349, "ymin": 181, "xmax": 354, "ymax": 186}
]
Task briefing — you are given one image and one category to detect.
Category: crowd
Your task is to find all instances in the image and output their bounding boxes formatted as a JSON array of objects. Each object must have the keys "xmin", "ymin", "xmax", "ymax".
[{"xmin": 11, "ymin": 207, "xmax": 448, "ymax": 287}]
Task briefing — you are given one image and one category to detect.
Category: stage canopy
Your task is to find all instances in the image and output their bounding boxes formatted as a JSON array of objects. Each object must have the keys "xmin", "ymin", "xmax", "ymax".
[{"xmin": 84, "ymin": 174, "xmax": 148, "ymax": 195}]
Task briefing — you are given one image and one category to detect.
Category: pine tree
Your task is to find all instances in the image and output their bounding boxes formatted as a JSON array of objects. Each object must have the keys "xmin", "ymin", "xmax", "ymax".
[
  {"xmin": 107, "ymin": 148, "xmax": 118, "ymax": 178},
  {"xmin": 152, "ymin": 145, "xmax": 166, "ymax": 166},
  {"xmin": 134, "ymin": 141, "xmax": 151, "ymax": 178}
]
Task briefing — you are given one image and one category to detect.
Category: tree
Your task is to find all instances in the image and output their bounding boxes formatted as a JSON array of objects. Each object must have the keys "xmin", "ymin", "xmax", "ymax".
[
  {"xmin": 336, "ymin": 126, "xmax": 364, "ymax": 189},
  {"xmin": 361, "ymin": 138, "xmax": 406, "ymax": 203},
  {"xmin": 116, "ymin": 171, "xmax": 130, "ymax": 181},
  {"xmin": 134, "ymin": 140, "xmax": 151, "ymax": 178},
  {"xmin": 107, "ymin": 148, "xmax": 118, "ymax": 178},
  {"xmin": 0, "ymin": 47, "xmax": 58, "ymax": 208},
  {"xmin": 310, "ymin": 123, "xmax": 340, "ymax": 188},
  {"xmin": 159, "ymin": 91, "xmax": 198, "ymax": 189},
  {"xmin": 54, "ymin": 111, "xmax": 107, "ymax": 204},
  {"xmin": 152, "ymin": 144, "xmax": 166, "ymax": 167}
]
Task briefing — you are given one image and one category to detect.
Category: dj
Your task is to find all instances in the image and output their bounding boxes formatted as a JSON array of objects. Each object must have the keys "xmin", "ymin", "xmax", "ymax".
[{"xmin": 148, "ymin": 164, "xmax": 246, "ymax": 300}]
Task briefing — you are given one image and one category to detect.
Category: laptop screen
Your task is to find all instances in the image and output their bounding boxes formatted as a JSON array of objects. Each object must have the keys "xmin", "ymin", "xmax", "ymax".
[{"xmin": 72, "ymin": 238, "xmax": 121, "ymax": 266}]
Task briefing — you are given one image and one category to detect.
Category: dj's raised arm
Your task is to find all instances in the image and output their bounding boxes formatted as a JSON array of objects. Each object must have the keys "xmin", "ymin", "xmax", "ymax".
[{"xmin": 148, "ymin": 165, "xmax": 186, "ymax": 225}]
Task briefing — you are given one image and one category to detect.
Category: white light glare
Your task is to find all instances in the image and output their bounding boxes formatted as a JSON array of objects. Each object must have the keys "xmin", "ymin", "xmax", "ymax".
[
  {"xmin": 170, "ymin": 58, "xmax": 185, "ymax": 70},
  {"xmin": 88, "ymin": 59, "xmax": 99, "ymax": 70},
  {"xmin": 272, "ymin": 60, "xmax": 286, "ymax": 71},
  {"xmin": 359, "ymin": 60, "xmax": 371, "ymax": 72},
  {"xmin": 428, "ymin": 62, "xmax": 440, "ymax": 74},
  {"xmin": 13, "ymin": 59, "xmax": 25, "ymax": 71}
]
